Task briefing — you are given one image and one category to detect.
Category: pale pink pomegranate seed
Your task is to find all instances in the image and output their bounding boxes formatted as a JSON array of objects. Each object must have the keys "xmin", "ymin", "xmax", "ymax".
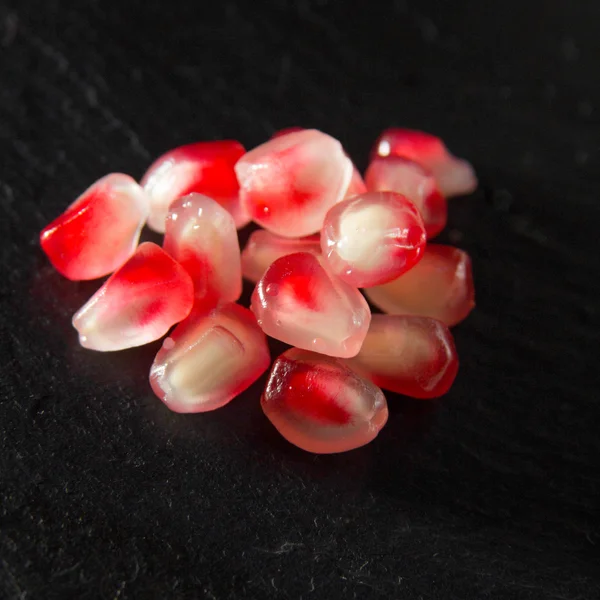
[
  {"xmin": 241, "ymin": 229, "xmax": 321, "ymax": 283},
  {"xmin": 271, "ymin": 126, "xmax": 366, "ymax": 200},
  {"xmin": 262, "ymin": 348, "xmax": 388, "ymax": 454},
  {"xmin": 345, "ymin": 166, "xmax": 368, "ymax": 198},
  {"xmin": 72, "ymin": 242, "xmax": 194, "ymax": 351},
  {"xmin": 364, "ymin": 244, "xmax": 475, "ymax": 326},
  {"xmin": 345, "ymin": 314, "xmax": 458, "ymax": 398},
  {"xmin": 163, "ymin": 193, "xmax": 242, "ymax": 309},
  {"xmin": 141, "ymin": 140, "xmax": 248, "ymax": 232},
  {"xmin": 40, "ymin": 173, "xmax": 149, "ymax": 281},
  {"xmin": 150, "ymin": 303, "xmax": 270, "ymax": 413},
  {"xmin": 321, "ymin": 191, "xmax": 427, "ymax": 288},
  {"xmin": 251, "ymin": 252, "xmax": 371, "ymax": 358},
  {"xmin": 365, "ymin": 156, "xmax": 447, "ymax": 238},
  {"xmin": 372, "ymin": 128, "xmax": 477, "ymax": 197},
  {"xmin": 235, "ymin": 129, "xmax": 352, "ymax": 237}
]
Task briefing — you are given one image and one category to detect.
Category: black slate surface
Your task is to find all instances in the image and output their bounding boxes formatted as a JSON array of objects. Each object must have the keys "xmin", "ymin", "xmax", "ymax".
[{"xmin": 1, "ymin": 1, "xmax": 599, "ymax": 598}]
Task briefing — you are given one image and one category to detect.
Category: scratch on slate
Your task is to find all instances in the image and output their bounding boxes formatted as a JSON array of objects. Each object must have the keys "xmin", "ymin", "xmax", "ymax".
[
  {"xmin": 254, "ymin": 541, "xmax": 305, "ymax": 554},
  {"xmin": 52, "ymin": 561, "xmax": 83, "ymax": 579},
  {"xmin": 0, "ymin": 180, "xmax": 14, "ymax": 206},
  {"xmin": 1, "ymin": 559, "xmax": 26, "ymax": 599}
]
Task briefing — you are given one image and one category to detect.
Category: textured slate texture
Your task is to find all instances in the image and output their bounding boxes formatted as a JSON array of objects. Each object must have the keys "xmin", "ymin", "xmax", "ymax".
[{"xmin": 0, "ymin": 1, "xmax": 599, "ymax": 598}]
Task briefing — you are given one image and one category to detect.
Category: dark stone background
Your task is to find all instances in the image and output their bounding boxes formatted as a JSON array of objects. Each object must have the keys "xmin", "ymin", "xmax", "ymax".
[{"xmin": 0, "ymin": 1, "xmax": 598, "ymax": 598}]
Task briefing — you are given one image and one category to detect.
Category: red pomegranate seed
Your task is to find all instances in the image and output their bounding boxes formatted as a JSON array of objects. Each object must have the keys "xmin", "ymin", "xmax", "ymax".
[
  {"xmin": 72, "ymin": 242, "xmax": 194, "ymax": 351},
  {"xmin": 270, "ymin": 126, "xmax": 305, "ymax": 138},
  {"xmin": 241, "ymin": 229, "xmax": 321, "ymax": 283},
  {"xmin": 365, "ymin": 156, "xmax": 447, "ymax": 238},
  {"xmin": 321, "ymin": 191, "xmax": 426, "ymax": 288},
  {"xmin": 345, "ymin": 314, "xmax": 458, "ymax": 398},
  {"xmin": 40, "ymin": 173, "xmax": 149, "ymax": 281},
  {"xmin": 141, "ymin": 140, "xmax": 248, "ymax": 232},
  {"xmin": 364, "ymin": 244, "xmax": 475, "ymax": 326},
  {"xmin": 163, "ymin": 193, "xmax": 242, "ymax": 309},
  {"xmin": 372, "ymin": 128, "xmax": 477, "ymax": 197},
  {"xmin": 262, "ymin": 348, "xmax": 388, "ymax": 454},
  {"xmin": 251, "ymin": 252, "xmax": 371, "ymax": 358},
  {"xmin": 150, "ymin": 303, "xmax": 270, "ymax": 413},
  {"xmin": 235, "ymin": 129, "xmax": 352, "ymax": 237}
]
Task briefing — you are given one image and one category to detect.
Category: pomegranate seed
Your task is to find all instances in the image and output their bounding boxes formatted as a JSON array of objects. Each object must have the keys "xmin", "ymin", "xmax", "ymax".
[
  {"xmin": 345, "ymin": 314, "xmax": 458, "ymax": 398},
  {"xmin": 364, "ymin": 244, "xmax": 475, "ymax": 326},
  {"xmin": 271, "ymin": 126, "xmax": 366, "ymax": 200},
  {"xmin": 150, "ymin": 303, "xmax": 270, "ymax": 413},
  {"xmin": 241, "ymin": 229, "xmax": 321, "ymax": 283},
  {"xmin": 141, "ymin": 140, "xmax": 248, "ymax": 232},
  {"xmin": 262, "ymin": 348, "xmax": 388, "ymax": 454},
  {"xmin": 365, "ymin": 156, "xmax": 447, "ymax": 238},
  {"xmin": 251, "ymin": 252, "xmax": 371, "ymax": 358},
  {"xmin": 321, "ymin": 191, "xmax": 426, "ymax": 288},
  {"xmin": 270, "ymin": 126, "xmax": 305, "ymax": 138},
  {"xmin": 163, "ymin": 193, "xmax": 242, "ymax": 309},
  {"xmin": 372, "ymin": 128, "xmax": 477, "ymax": 197},
  {"xmin": 235, "ymin": 129, "xmax": 352, "ymax": 237},
  {"xmin": 345, "ymin": 166, "xmax": 368, "ymax": 198},
  {"xmin": 40, "ymin": 173, "xmax": 149, "ymax": 281},
  {"xmin": 72, "ymin": 242, "xmax": 194, "ymax": 351}
]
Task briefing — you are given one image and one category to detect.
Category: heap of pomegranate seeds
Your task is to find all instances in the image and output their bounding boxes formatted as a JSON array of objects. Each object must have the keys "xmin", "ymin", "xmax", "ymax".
[{"xmin": 40, "ymin": 127, "xmax": 476, "ymax": 455}]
